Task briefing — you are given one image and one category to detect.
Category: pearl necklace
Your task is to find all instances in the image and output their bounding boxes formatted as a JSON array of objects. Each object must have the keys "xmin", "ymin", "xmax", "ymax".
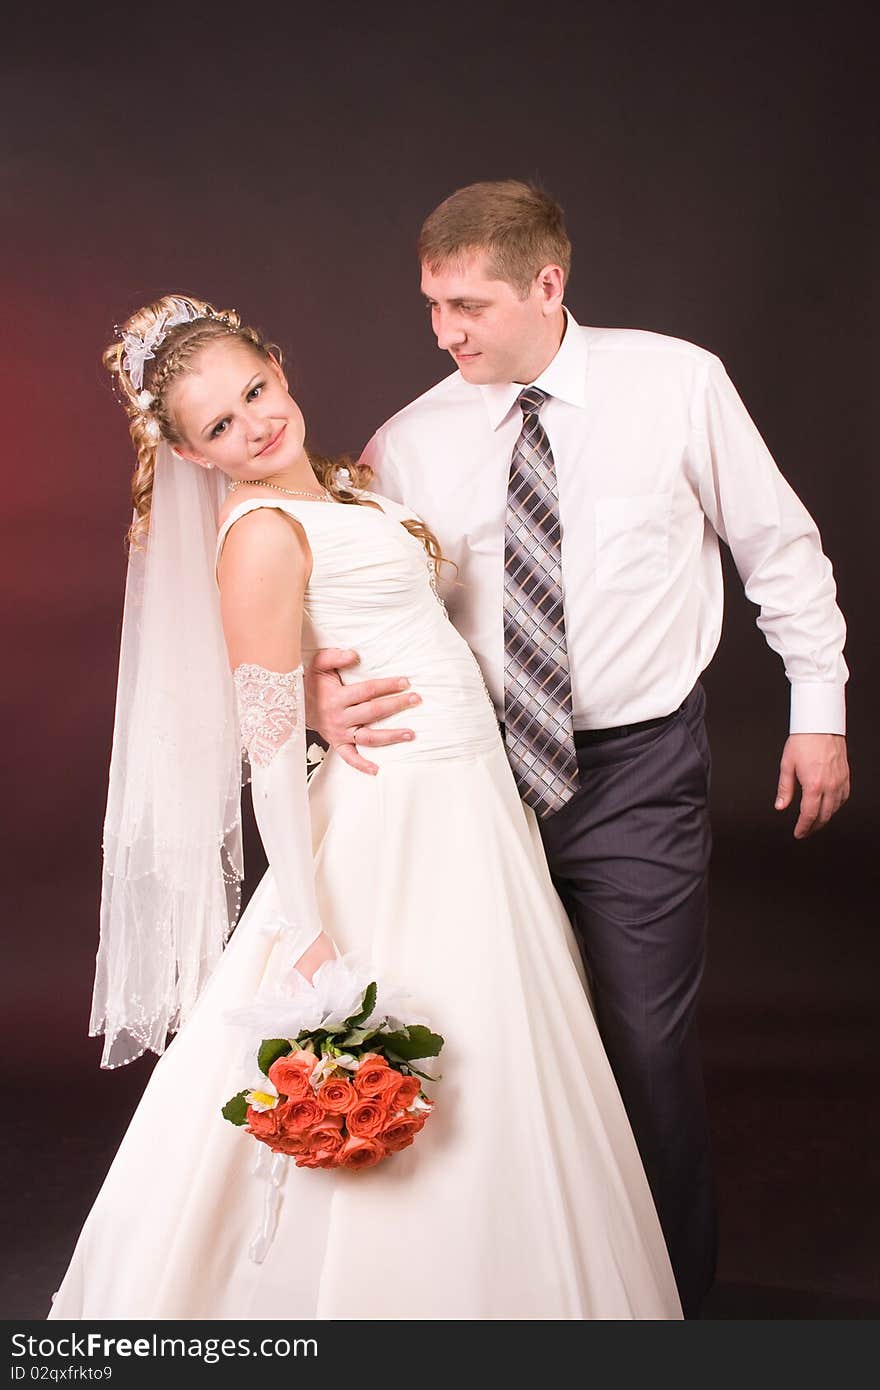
[{"xmin": 228, "ymin": 479, "xmax": 333, "ymax": 502}]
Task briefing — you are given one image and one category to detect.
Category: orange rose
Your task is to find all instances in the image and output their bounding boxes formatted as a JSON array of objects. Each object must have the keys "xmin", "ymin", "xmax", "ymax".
[
  {"xmin": 380, "ymin": 1114, "xmax": 422, "ymax": 1152},
  {"xmin": 353, "ymin": 1054, "xmax": 396, "ymax": 1098},
  {"xmin": 276, "ymin": 1096, "xmax": 324, "ymax": 1136},
  {"xmin": 294, "ymin": 1152, "xmax": 326, "ymax": 1169},
  {"xmin": 305, "ymin": 1119, "xmax": 346, "ymax": 1160},
  {"xmin": 337, "ymin": 1135, "xmax": 387, "ymax": 1170},
  {"xmin": 384, "ymin": 1074, "xmax": 421, "ymax": 1114},
  {"xmin": 268, "ymin": 1050, "xmax": 318, "ymax": 1101},
  {"xmin": 273, "ymin": 1133, "xmax": 308, "ymax": 1157},
  {"xmin": 347, "ymin": 1096, "xmax": 389, "ymax": 1138},
  {"xmin": 297, "ymin": 1147, "xmax": 342, "ymax": 1169},
  {"xmin": 245, "ymin": 1104, "xmax": 283, "ymax": 1139},
  {"xmin": 314, "ymin": 1076, "xmax": 357, "ymax": 1114}
]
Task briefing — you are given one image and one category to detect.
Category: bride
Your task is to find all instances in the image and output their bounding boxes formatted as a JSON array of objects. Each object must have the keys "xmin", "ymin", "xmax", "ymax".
[{"xmin": 48, "ymin": 294, "xmax": 681, "ymax": 1320}]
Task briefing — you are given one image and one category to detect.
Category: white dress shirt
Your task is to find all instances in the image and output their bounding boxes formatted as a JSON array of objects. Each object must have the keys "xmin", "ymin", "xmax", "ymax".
[{"xmin": 360, "ymin": 311, "xmax": 847, "ymax": 734}]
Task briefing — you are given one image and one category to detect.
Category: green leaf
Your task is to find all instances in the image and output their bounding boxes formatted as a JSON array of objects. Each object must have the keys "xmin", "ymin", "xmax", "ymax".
[
  {"xmin": 383, "ymin": 1052, "xmax": 439, "ymax": 1083},
  {"xmin": 340, "ymin": 1025, "xmax": 382, "ymax": 1048},
  {"xmin": 379, "ymin": 1025, "xmax": 444, "ymax": 1061},
  {"xmin": 222, "ymin": 1091, "xmax": 249, "ymax": 1126},
  {"xmin": 258, "ymin": 1038, "xmax": 292, "ymax": 1076},
  {"xmin": 341, "ymin": 981, "xmax": 378, "ymax": 1033}
]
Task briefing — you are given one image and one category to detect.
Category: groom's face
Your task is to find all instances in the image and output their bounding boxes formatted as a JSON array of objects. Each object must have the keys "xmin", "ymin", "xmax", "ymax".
[{"xmin": 421, "ymin": 252, "xmax": 555, "ymax": 386}]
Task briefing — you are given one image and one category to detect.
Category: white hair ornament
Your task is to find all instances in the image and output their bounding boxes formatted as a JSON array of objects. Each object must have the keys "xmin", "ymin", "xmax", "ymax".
[{"xmin": 120, "ymin": 296, "xmax": 205, "ymax": 391}]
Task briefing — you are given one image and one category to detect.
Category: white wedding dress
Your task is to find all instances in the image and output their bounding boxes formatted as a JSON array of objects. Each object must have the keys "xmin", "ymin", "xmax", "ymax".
[{"xmin": 49, "ymin": 494, "xmax": 681, "ymax": 1321}]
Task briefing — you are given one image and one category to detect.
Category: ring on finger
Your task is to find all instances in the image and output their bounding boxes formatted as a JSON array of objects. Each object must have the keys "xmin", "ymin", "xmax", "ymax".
[{"xmin": 351, "ymin": 725, "xmax": 362, "ymax": 744}]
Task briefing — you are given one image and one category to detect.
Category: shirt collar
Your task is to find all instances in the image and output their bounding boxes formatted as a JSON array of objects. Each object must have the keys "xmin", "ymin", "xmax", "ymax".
[{"xmin": 478, "ymin": 307, "xmax": 588, "ymax": 431}]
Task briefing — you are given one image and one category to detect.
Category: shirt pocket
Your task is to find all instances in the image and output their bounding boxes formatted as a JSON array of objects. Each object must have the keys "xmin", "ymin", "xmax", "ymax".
[{"xmin": 594, "ymin": 494, "xmax": 672, "ymax": 592}]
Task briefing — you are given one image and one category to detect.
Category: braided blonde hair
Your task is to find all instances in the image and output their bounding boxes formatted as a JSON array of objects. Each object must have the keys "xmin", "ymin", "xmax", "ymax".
[{"xmin": 104, "ymin": 293, "xmax": 447, "ymax": 577}]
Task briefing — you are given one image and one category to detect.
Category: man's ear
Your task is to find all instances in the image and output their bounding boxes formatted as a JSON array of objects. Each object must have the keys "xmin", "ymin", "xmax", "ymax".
[{"xmin": 534, "ymin": 264, "xmax": 566, "ymax": 314}]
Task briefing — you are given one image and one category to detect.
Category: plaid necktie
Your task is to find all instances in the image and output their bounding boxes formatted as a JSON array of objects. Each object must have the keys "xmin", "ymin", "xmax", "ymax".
[{"xmin": 503, "ymin": 386, "xmax": 579, "ymax": 817}]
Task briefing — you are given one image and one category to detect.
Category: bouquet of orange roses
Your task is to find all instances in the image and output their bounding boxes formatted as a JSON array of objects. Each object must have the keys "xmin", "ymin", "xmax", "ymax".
[{"xmin": 223, "ymin": 957, "xmax": 443, "ymax": 1171}]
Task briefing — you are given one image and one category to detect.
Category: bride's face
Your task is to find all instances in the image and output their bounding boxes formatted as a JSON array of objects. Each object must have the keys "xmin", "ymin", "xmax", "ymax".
[{"xmin": 168, "ymin": 339, "xmax": 307, "ymax": 479}]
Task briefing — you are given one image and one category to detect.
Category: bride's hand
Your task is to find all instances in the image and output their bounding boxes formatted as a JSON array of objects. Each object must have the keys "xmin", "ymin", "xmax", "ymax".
[
  {"xmin": 304, "ymin": 648, "xmax": 421, "ymax": 776},
  {"xmin": 293, "ymin": 932, "xmax": 338, "ymax": 984}
]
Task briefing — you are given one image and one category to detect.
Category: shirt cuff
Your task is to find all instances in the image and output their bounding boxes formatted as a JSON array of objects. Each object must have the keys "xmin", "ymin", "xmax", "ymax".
[{"xmin": 789, "ymin": 683, "xmax": 847, "ymax": 736}]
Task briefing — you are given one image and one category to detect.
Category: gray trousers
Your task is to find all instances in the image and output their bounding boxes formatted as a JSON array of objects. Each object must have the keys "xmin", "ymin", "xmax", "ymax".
[{"xmin": 536, "ymin": 682, "xmax": 716, "ymax": 1318}]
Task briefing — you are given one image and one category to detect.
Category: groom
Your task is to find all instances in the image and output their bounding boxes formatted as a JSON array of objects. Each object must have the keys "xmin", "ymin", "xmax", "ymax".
[{"xmin": 306, "ymin": 180, "xmax": 850, "ymax": 1316}]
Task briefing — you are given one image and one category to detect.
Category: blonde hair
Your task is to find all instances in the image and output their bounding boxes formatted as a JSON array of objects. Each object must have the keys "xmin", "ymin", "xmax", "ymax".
[
  {"xmin": 104, "ymin": 295, "xmax": 266, "ymax": 546},
  {"xmin": 104, "ymin": 293, "xmax": 446, "ymax": 575},
  {"xmin": 418, "ymin": 179, "xmax": 571, "ymax": 296}
]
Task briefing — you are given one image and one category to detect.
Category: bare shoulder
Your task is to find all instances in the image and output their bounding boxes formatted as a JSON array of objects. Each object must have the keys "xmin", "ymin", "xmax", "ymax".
[{"xmin": 218, "ymin": 504, "xmax": 310, "ymax": 586}]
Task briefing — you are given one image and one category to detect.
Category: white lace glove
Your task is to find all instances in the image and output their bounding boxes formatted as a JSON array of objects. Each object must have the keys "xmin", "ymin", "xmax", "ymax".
[{"xmin": 234, "ymin": 663, "xmax": 325, "ymax": 963}]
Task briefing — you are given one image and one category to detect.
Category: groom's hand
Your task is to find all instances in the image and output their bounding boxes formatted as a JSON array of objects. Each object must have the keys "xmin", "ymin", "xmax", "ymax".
[
  {"xmin": 774, "ymin": 733, "xmax": 850, "ymax": 839},
  {"xmin": 304, "ymin": 648, "xmax": 420, "ymax": 775}
]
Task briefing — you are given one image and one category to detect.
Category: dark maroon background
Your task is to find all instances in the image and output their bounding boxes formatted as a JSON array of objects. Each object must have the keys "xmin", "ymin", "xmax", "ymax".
[{"xmin": 2, "ymin": 0, "xmax": 877, "ymax": 1318}]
